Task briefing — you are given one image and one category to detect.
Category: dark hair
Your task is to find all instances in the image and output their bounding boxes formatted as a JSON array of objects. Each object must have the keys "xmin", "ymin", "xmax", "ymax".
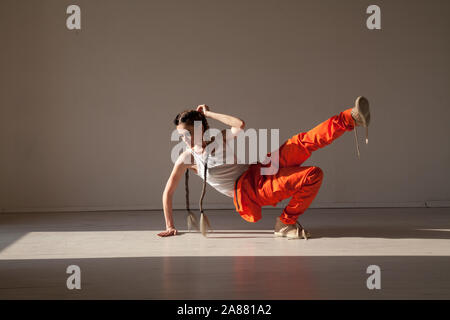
[
  {"xmin": 174, "ymin": 109, "xmax": 211, "ymax": 235},
  {"xmin": 173, "ymin": 109, "xmax": 210, "ymax": 134}
]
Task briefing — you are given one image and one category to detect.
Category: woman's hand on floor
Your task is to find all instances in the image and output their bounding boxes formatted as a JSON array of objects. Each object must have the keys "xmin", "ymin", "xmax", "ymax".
[{"xmin": 157, "ymin": 227, "xmax": 178, "ymax": 237}]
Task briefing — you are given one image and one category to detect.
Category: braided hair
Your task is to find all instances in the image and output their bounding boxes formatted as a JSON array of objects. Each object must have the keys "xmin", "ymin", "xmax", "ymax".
[{"xmin": 174, "ymin": 110, "xmax": 212, "ymax": 236}]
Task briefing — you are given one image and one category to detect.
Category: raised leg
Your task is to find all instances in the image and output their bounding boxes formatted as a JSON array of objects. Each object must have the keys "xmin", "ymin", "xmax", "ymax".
[{"xmin": 263, "ymin": 108, "xmax": 355, "ymax": 169}]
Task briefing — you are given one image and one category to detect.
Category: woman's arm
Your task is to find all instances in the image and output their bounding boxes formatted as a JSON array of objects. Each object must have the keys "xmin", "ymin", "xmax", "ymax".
[
  {"xmin": 161, "ymin": 192, "xmax": 175, "ymax": 230},
  {"xmin": 197, "ymin": 105, "xmax": 245, "ymax": 137},
  {"xmin": 158, "ymin": 150, "xmax": 191, "ymax": 237},
  {"xmin": 204, "ymin": 110, "xmax": 245, "ymax": 129}
]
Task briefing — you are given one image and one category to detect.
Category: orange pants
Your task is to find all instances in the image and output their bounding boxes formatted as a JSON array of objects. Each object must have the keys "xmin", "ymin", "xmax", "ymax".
[{"xmin": 233, "ymin": 107, "xmax": 356, "ymax": 224}]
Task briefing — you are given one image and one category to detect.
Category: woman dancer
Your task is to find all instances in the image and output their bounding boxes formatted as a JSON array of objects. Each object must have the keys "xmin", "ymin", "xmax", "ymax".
[{"xmin": 158, "ymin": 97, "xmax": 370, "ymax": 239}]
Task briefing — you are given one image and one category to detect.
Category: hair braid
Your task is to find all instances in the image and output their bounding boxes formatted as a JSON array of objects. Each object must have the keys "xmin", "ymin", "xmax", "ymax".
[
  {"xmin": 185, "ymin": 169, "xmax": 199, "ymax": 232},
  {"xmin": 175, "ymin": 108, "xmax": 212, "ymax": 236},
  {"xmin": 199, "ymin": 158, "xmax": 212, "ymax": 236},
  {"xmin": 185, "ymin": 155, "xmax": 212, "ymax": 236}
]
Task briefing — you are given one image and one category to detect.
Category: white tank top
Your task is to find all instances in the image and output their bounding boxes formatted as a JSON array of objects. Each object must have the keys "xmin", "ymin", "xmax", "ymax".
[{"xmin": 188, "ymin": 138, "xmax": 250, "ymax": 198}]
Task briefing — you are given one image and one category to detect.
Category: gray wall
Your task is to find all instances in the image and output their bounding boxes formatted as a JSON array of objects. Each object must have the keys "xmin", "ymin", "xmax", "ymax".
[{"xmin": 1, "ymin": 0, "xmax": 449, "ymax": 213}]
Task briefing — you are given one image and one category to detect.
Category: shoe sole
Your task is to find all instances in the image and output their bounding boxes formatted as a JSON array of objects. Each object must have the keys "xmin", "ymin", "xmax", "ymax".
[
  {"xmin": 274, "ymin": 231, "xmax": 310, "ymax": 239},
  {"xmin": 274, "ymin": 232, "xmax": 286, "ymax": 237},
  {"xmin": 355, "ymin": 96, "xmax": 370, "ymax": 127}
]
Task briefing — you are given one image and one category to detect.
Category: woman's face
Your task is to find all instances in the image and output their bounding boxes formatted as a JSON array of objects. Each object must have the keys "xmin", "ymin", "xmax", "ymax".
[{"xmin": 177, "ymin": 123, "xmax": 202, "ymax": 148}]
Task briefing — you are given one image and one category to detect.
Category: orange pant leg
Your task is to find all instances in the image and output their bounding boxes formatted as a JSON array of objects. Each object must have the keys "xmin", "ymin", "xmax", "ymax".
[
  {"xmin": 257, "ymin": 166, "xmax": 324, "ymax": 224},
  {"xmin": 255, "ymin": 108, "xmax": 354, "ymax": 224},
  {"xmin": 235, "ymin": 108, "xmax": 355, "ymax": 223},
  {"xmin": 263, "ymin": 108, "xmax": 355, "ymax": 169}
]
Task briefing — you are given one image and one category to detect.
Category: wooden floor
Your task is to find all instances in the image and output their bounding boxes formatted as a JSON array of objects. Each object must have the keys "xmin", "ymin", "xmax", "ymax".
[{"xmin": 1, "ymin": 207, "xmax": 449, "ymax": 299}]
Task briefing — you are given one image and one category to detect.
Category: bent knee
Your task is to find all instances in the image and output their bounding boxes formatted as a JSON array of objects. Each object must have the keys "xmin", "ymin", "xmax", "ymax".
[{"xmin": 307, "ymin": 166, "xmax": 324, "ymax": 184}]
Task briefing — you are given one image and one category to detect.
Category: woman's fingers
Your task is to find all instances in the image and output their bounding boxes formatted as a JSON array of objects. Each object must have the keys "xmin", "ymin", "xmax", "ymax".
[
  {"xmin": 196, "ymin": 104, "xmax": 209, "ymax": 114},
  {"xmin": 157, "ymin": 229, "xmax": 178, "ymax": 237}
]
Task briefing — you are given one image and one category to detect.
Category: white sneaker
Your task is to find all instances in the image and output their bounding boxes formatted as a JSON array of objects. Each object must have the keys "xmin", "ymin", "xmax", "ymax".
[
  {"xmin": 274, "ymin": 217, "xmax": 311, "ymax": 240},
  {"xmin": 351, "ymin": 96, "xmax": 371, "ymax": 159}
]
